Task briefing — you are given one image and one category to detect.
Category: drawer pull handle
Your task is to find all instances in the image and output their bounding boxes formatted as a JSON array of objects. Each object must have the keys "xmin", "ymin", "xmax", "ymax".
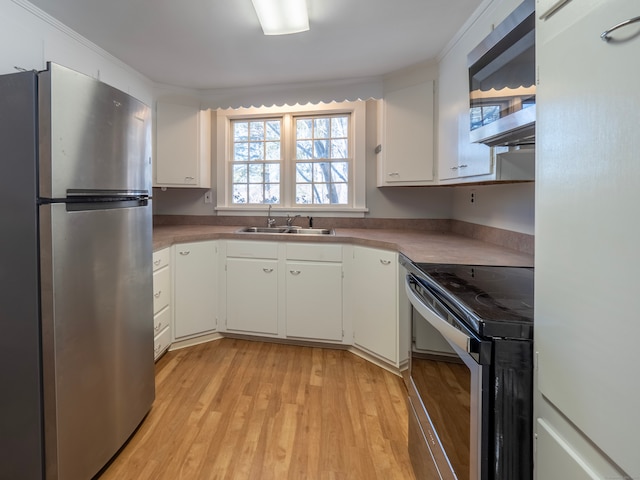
[
  {"xmin": 289, "ymin": 270, "xmax": 301, "ymax": 275},
  {"xmin": 380, "ymin": 259, "xmax": 391, "ymax": 265},
  {"xmin": 601, "ymin": 15, "xmax": 640, "ymax": 41},
  {"xmin": 179, "ymin": 251, "xmax": 190, "ymax": 256},
  {"xmin": 153, "ymin": 259, "xmax": 161, "ymax": 266},
  {"xmin": 154, "ymin": 323, "xmax": 162, "ymax": 332},
  {"xmin": 388, "ymin": 172, "xmax": 399, "ymax": 176},
  {"xmin": 154, "ymin": 343, "xmax": 162, "ymax": 354},
  {"xmin": 263, "ymin": 268, "xmax": 274, "ymax": 273},
  {"xmin": 154, "ymin": 290, "xmax": 162, "ymax": 298}
]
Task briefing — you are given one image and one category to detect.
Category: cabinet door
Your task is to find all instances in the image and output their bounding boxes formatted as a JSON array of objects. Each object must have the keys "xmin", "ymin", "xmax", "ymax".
[
  {"xmin": 536, "ymin": 1, "xmax": 640, "ymax": 476},
  {"xmin": 351, "ymin": 247, "xmax": 398, "ymax": 363},
  {"xmin": 378, "ymin": 81, "xmax": 435, "ymax": 186},
  {"xmin": 226, "ymin": 258, "xmax": 279, "ymax": 335},
  {"xmin": 285, "ymin": 262, "xmax": 343, "ymax": 341},
  {"xmin": 173, "ymin": 241, "xmax": 217, "ymax": 339},
  {"xmin": 155, "ymin": 103, "xmax": 211, "ymax": 187}
]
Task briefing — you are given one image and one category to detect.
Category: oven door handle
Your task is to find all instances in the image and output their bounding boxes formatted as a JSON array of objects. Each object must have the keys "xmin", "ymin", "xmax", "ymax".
[{"xmin": 405, "ymin": 274, "xmax": 473, "ymax": 354}]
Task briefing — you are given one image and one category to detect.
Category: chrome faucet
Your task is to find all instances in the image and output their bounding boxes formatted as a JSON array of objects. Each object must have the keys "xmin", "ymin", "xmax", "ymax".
[
  {"xmin": 267, "ymin": 205, "xmax": 276, "ymax": 228},
  {"xmin": 286, "ymin": 214, "xmax": 301, "ymax": 227}
]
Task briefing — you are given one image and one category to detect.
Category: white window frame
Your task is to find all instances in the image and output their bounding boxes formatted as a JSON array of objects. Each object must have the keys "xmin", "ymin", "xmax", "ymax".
[{"xmin": 216, "ymin": 101, "xmax": 367, "ymax": 216}]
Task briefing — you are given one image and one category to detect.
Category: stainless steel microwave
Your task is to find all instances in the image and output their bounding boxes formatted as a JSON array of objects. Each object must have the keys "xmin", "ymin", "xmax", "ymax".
[{"xmin": 468, "ymin": 0, "xmax": 535, "ymax": 146}]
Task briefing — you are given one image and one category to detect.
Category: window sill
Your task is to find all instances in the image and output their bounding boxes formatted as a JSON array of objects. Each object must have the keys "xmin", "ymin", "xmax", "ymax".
[{"xmin": 215, "ymin": 206, "xmax": 369, "ymax": 218}]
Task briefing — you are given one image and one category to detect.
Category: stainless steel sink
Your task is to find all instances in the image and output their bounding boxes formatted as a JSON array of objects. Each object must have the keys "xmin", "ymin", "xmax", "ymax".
[
  {"xmin": 286, "ymin": 228, "xmax": 333, "ymax": 235},
  {"xmin": 238, "ymin": 226, "xmax": 290, "ymax": 233},
  {"xmin": 236, "ymin": 226, "xmax": 334, "ymax": 235}
]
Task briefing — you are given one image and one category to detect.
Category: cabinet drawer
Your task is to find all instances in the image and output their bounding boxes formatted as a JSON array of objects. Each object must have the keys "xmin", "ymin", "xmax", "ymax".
[
  {"xmin": 153, "ymin": 325, "xmax": 171, "ymax": 360},
  {"xmin": 153, "ymin": 267, "xmax": 171, "ymax": 314},
  {"xmin": 153, "ymin": 306, "xmax": 171, "ymax": 337},
  {"xmin": 153, "ymin": 248, "xmax": 170, "ymax": 271},
  {"xmin": 286, "ymin": 243, "xmax": 342, "ymax": 262},
  {"xmin": 227, "ymin": 240, "xmax": 278, "ymax": 259}
]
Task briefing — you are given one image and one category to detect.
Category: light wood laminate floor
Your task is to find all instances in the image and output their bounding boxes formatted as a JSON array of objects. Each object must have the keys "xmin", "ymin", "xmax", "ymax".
[{"xmin": 98, "ymin": 338, "xmax": 416, "ymax": 480}]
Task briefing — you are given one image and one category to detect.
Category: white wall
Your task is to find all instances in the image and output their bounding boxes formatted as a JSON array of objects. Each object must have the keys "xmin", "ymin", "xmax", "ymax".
[
  {"xmin": 0, "ymin": 0, "xmax": 153, "ymax": 105},
  {"xmin": 452, "ymin": 182, "xmax": 535, "ymax": 235}
]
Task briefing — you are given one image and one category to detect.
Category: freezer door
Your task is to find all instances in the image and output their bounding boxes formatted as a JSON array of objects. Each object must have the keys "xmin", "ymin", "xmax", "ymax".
[
  {"xmin": 38, "ymin": 63, "xmax": 152, "ymax": 199},
  {"xmin": 39, "ymin": 202, "xmax": 155, "ymax": 480}
]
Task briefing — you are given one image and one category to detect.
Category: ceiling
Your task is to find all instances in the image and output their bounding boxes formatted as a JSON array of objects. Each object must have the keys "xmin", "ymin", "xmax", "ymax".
[{"xmin": 29, "ymin": 0, "xmax": 483, "ymax": 91}]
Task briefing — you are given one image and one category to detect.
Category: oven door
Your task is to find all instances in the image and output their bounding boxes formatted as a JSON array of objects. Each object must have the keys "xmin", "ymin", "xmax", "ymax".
[{"xmin": 406, "ymin": 273, "xmax": 491, "ymax": 480}]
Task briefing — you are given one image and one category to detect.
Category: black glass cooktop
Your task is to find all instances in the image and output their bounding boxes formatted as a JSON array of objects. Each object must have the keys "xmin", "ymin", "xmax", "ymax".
[{"xmin": 414, "ymin": 263, "xmax": 534, "ymax": 339}]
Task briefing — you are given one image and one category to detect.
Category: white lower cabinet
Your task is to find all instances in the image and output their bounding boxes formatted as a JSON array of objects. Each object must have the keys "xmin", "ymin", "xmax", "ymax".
[
  {"xmin": 224, "ymin": 241, "xmax": 280, "ymax": 336},
  {"xmin": 348, "ymin": 246, "xmax": 400, "ymax": 364},
  {"xmin": 152, "ymin": 247, "xmax": 172, "ymax": 360},
  {"xmin": 285, "ymin": 243, "xmax": 343, "ymax": 342},
  {"xmin": 285, "ymin": 260, "xmax": 343, "ymax": 342},
  {"xmin": 173, "ymin": 241, "xmax": 218, "ymax": 340},
  {"xmin": 226, "ymin": 257, "xmax": 279, "ymax": 335}
]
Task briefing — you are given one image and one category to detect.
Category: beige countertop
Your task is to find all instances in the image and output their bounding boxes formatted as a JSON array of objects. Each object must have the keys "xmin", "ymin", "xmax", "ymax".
[{"xmin": 154, "ymin": 224, "xmax": 533, "ymax": 267}]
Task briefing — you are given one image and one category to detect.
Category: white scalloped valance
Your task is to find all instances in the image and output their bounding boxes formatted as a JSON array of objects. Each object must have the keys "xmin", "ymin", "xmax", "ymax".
[{"xmin": 198, "ymin": 76, "xmax": 383, "ymax": 110}]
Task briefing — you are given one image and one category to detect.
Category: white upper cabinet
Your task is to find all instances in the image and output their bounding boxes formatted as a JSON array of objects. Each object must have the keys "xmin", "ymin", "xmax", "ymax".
[
  {"xmin": 377, "ymin": 81, "xmax": 435, "ymax": 186},
  {"xmin": 155, "ymin": 102, "xmax": 211, "ymax": 188}
]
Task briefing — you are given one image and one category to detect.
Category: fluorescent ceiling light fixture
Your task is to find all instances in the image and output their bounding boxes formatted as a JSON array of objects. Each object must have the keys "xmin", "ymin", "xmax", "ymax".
[{"xmin": 251, "ymin": 0, "xmax": 309, "ymax": 35}]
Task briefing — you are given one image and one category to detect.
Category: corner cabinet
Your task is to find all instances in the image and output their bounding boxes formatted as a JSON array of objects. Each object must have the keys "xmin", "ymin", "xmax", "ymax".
[
  {"xmin": 347, "ymin": 246, "xmax": 408, "ymax": 368},
  {"xmin": 377, "ymin": 81, "xmax": 435, "ymax": 186},
  {"xmin": 173, "ymin": 241, "xmax": 218, "ymax": 340},
  {"xmin": 152, "ymin": 247, "xmax": 172, "ymax": 360},
  {"xmin": 154, "ymin": 102, "xmax": 211, "ymax": 188}
]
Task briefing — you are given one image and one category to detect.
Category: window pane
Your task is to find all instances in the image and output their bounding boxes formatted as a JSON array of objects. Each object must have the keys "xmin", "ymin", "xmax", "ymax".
[
  {"xmin": 314, "ymin": 118, "xmax": 330, "ymax": 138},
  {"xmin": 313, "ymin": 183, "xmax": 329, "ymax": 204},
  {"xmin": 314, "ymin": 140, "xmax": 329, "ymax": 159},
  {"xmin": 296, "ymin": 184, "xmax": 312, "ymax": 204},
  {"xmin": 249, "ymin": 142, "xmax": 264, "ymax": 161},
  {"xmin": 232, "ymin": 184, "xmax": 247, "ymax": 204},
  {"xmin": 266, "ymin": 120, "xmax": 280, "ymax": 140},
  {"xmin": 249, "ymin": 163, "xmax": 264, "ymax": 183},
  {"xmin": 265, "ymin": 163, "xmax": 280, "ymax": 183},
  {"xmin": 234, "ymin": 122, "xmax": 248, "ymax": 141},
  {"xmin": 234, "ymin": 142, "xmax": 248, "ymax": 161},
  {"xmin": 296, "ymin": 119, "xmax": 313, "ymax": 140},
  {"xmin": 331, "ymin": 162, "xmax": 348, "ymax": 182},
  {"xmin": 265, "ymin": 141, "xmax": 280, "ymax": 160},
  {"xmin": 248, "ymin": 184, "xmax": 264, "ymax": 203},
  {"xmin": 297, "ymin": 140, "xmax": 313, "ymax": 160},
  {"xmin": 233, "ymin": 164, "xmax": 247, "ymax": 183},
  {"xmin": 331, "ymin": 183, "xmax": 348, "ymax": 204},
  {"xmin": 249, "ymin": 121, "xmax": 264, "ymax": 141},
  {"xmin": 313, "ymin": 162, "xmax": 331, "ymax": 182},
  {"xmin": 296, "ymin": 163, "xmax": 312, "ymax": 183},
  {"xmin": 265, "ymin": 184, "xmax": 280, "ymax": 204},
  {"xmin": 331, "ymin": 116, "xmax": 348, "ymax": 138},
  {"xmin": 331, "ymin": 139, "xmax": 348, "ymax": 159}
]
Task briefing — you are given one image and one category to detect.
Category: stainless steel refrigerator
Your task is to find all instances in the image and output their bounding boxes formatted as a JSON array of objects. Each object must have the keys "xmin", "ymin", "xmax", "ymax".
[{"xmin": 0, "ymin": 63, "xmax": 155, "ymax": 480}]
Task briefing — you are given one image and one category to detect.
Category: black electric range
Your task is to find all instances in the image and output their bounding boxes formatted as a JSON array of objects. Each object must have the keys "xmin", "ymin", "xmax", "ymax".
[{"xmin": 409, "ymin": 262, "xmax": 534, "ymax": 340}]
